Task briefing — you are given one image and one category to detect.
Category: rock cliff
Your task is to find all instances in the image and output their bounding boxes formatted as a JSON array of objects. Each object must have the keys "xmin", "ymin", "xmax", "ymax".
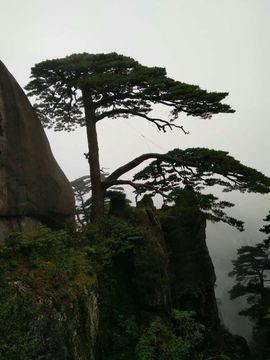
[
  {"xmin": 162, "ymin": 207, "xmax": 219, "ymax": 327},
  {"xmin": 134, "ymin": 195, "xmax": 171, "ymax": 310},
  {"xmin": 0, "ymin": 61, "xmax": 74, "ymax": 236}
]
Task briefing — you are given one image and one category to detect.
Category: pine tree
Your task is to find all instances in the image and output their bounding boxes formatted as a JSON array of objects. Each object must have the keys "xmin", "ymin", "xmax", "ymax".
[
  {"xmin": 25, "ymin": 53, "xmax": 234, "ymax": 221},
  {"xmin": 25, "ymin": 53, "xmax": 270, "ymax": 222}
]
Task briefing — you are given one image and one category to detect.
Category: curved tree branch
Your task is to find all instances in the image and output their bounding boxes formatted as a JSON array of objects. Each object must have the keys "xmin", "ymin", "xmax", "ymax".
[
  {"xmin": 105, "ymin": 153, "xmax": 197, "ymax": 183},
  {"xmin": 96, "ymin": 109, "xmax": 189, "ymax": 133}
]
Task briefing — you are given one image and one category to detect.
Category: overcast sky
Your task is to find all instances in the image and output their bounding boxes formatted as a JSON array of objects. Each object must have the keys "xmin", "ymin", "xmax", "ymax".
[{"xmin": 1, "ymin": 0, "xmax": 270, "ymax": 337}]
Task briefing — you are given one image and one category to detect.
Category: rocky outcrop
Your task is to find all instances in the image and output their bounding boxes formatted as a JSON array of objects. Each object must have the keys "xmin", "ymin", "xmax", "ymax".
[
  {"xmin": 133, "ymin": 193, "xmax": 219, "ymax": 324},
  {"xmin": 163, "ymin": 210, "xmax": 219, "ymax": 327},
  {"xmin": 160, "ymin": 189, "xmax": 220, "ymax": 328},
  {"xmin": 135, "ymin": 195, "xmax": 170, "ymax": 310},
  {"xmin": 0, "ymin": 216, "xmax": 42, "ymax": 242},
  {"xmin": 0, "ymin": 61, "xmax": 74, "ymax": 236}
]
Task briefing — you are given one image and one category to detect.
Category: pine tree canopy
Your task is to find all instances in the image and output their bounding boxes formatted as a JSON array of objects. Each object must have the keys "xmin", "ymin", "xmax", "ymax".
[
  {"xmin": 260, "ymin": 212, "xmax": 270, "ymax": 235},
  {"xmin": 101, "ymin": 148, "xmax": 270, "ymax": 230},
  {"xmin": 132, "ymin": 148, "xmax": 270, "ymax": 195},
  {"xmin": 25, "ymin": 52, "xmax": 234, "ymax": 132},
  {"xmin": 25, "ymin": 53, "xmax": 269, "ymax": 224}
]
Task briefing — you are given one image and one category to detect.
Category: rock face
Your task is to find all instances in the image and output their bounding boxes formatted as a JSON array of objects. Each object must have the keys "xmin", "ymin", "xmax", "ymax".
[
  {"xmin": 164, "ymin": 212, "xmax": 219, "ymax": 326},
  {"xmin": 160, "ymin": 189, "xmax": 220, "ymax": 328},
  {"xmin": 0, "ymin": 61, "xmax": 74, "ymax": 234},
  {"xmin": 133, "ymin": 193, "xmax": 218, "ymax": 323},
  {"xmin": 135, "ymin": 195, "xmax": 170, "ymax": 310}
]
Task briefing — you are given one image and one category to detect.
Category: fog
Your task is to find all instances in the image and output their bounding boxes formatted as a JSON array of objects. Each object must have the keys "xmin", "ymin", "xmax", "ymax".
[{"xmin": 1, "ymin": 0, "xmax": 270, "ymax": 338}]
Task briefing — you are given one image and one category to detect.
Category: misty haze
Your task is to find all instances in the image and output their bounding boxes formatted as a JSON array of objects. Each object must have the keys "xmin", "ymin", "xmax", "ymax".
[{"xmin": 0, "ymin": 1, "xmax": 269, "ymax": 359}]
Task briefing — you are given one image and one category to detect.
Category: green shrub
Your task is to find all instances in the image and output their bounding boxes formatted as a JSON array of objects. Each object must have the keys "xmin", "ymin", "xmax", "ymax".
[{"xmin": 136, "ymin": 311, "xmax": 205, "ymax": 360}]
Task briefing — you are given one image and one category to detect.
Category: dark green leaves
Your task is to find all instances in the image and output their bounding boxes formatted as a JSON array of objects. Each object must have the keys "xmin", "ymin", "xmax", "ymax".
[
  {"xmin": 133, "ymin": 148, "xmax": 270, "ymax": 230},
  {"xmin": 25, "ymin": 52, "xmax": 234, "ymax": 132},
  {"xmin": 134, "ymin": 148, "xmax": 270, "ymax": 195}
]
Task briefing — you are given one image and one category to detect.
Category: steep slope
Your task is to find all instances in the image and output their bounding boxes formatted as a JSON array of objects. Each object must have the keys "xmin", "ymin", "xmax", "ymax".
[{"xmin": 0, "ymin": 61, "xmax": 74, "ymax": 235}]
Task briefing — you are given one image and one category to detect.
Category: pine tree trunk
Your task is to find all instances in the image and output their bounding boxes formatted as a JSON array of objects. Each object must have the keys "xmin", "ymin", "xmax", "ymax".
[{"xmin": 82, "ymin": 91, "xmax": 105, "ymax": 222}]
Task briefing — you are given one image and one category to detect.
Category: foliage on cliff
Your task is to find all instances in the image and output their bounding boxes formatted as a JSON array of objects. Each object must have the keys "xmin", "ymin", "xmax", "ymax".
[
  {"xmin": 0, "ymin": 227, "xmax": 97, "ymax": 359},
  {"xmin": 136, "ymin": 310, "xmax": 205, "ymax": 360},
  {"xmin": 95, "ymin": 213, "xmax": 210, "ymax": 360},
  {"xmin": 0, "ymin": 199, "xmax": 252, "ymax": 359}
]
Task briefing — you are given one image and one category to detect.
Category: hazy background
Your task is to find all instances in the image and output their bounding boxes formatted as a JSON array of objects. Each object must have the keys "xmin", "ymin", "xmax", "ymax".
[{"xmin": 1, "ymin": 0, "xmax": 270, "ymax": 338}]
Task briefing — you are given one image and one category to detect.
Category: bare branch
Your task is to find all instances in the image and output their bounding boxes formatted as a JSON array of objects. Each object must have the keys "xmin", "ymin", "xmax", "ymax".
[{"xmin": 96, "ymin": 109, "xmax": 189, "ymax": 133}]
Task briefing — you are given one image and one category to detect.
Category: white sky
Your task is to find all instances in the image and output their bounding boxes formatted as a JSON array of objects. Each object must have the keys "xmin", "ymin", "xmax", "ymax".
[{"xmin": 1, "ymin": 0, "xmax": 270, "ymax": 336}]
